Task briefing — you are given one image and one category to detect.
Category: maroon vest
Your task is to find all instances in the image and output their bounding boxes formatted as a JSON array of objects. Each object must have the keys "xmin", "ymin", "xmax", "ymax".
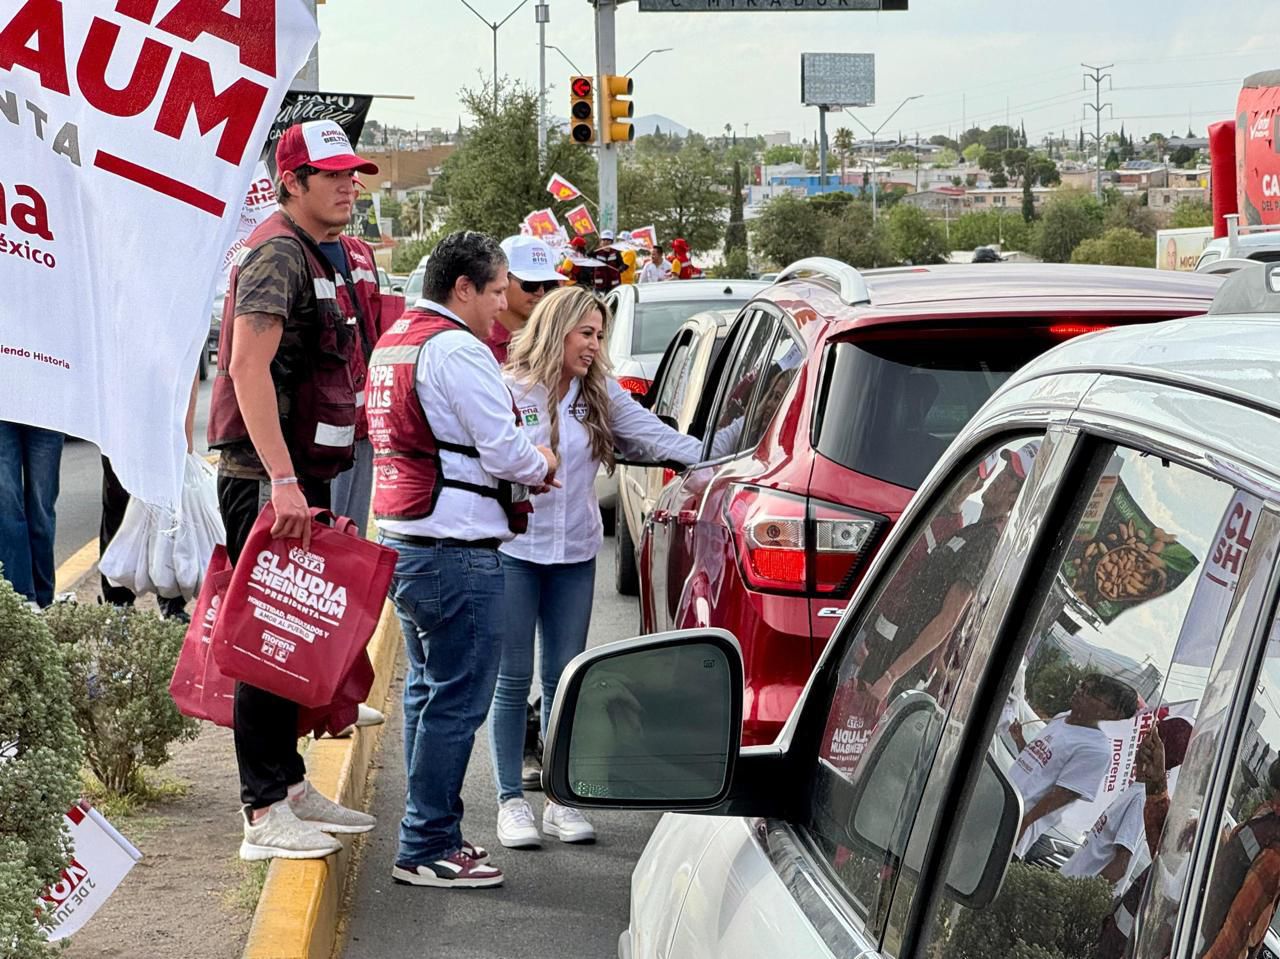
[
  {"xmin": 368, "ymin": 308, "xmax": 532, "ymax": 533},
  {"xmin": 335, "ymin": 234, "xmax": 384, "ymax": 441},
  {"xmin": 207, "ymin": 212, "xmax": 357, "ymax": 480}
]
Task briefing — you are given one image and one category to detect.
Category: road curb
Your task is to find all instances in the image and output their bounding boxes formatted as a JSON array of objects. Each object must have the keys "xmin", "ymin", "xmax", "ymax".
[{"xmin": 240, "ymin": 599, "xmax": 401, "ymax": 959}]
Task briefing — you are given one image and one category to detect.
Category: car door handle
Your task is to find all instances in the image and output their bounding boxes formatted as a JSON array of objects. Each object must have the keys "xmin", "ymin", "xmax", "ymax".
[
  {"xmin": 676, "ymin": 509, "xmax": 697, "ymax": 526},
  {"xmin": 651, "ymin": 508, "xmax": 671, "ymax": 524}
]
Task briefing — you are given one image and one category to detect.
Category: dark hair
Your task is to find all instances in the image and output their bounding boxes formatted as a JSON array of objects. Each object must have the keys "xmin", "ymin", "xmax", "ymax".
[
  {"xmin": 275, "ymin": 163, "xmax": 320, "ymax": 203},
  {"xmin": 424, "ymin": 231, "xmax": 507, "ymax": 303},
  {"xmin": 1081, "ymin": 674, "xmax": 1138, "ymax": 718},
  {"xmin": 652, "ymin": 244, "xmax": 665, "ymax": 254}
]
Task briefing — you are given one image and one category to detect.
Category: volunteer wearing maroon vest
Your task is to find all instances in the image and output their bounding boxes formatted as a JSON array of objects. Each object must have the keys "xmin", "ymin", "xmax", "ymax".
[
  {"xmin": 484, "ymin": 235, "xmax": 563, "ymax": 364},
  {"xmin": 367, "ymin": 230, "xmax": 558, "ymax": 890},
  {"xmin": 207, "ymin": 120, "xmax": 378, "ymax": 862}
]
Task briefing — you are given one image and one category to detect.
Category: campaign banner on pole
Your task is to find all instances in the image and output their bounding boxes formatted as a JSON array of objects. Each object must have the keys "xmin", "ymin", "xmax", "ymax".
[
  {"xmin": 546, "ymin": 173, "xmax": 582, "ymax": 202},
  {"xmin": 0, "ymin": 0, "xmax": 319, "ymax": 509},
  {"xmin": 565, "ymin": 203, "xmax": 596, "ymax": 237},
  {"xmin": 262, "ymin": 91, "xmax": 373, "ymax": 177},
  {"xmin": 524, "ymin": 208, "xmax": 562, "ymax": 239},
  {"xmin": 38, "ymin": 803, "xmax": 142, "ymax": 941},
  {"xmin": 629, "ymin": 225, "xmax": 658, "ymax": 249}
]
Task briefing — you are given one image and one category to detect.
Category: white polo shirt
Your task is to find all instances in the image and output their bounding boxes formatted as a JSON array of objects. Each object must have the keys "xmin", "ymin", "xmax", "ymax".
[
  {"xmin": 500, "ymin": 375, "xmax": 703, "ymax": 564},
  {"xmin": 377, "ymin": 300, "xmax": 549, "ymax": 543}
]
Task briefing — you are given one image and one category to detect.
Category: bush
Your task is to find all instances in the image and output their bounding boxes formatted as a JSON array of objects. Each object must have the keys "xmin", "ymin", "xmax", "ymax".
[
  {"xmin": 941, "ymin": 862, "xmax": 1113, "ymax": 959},
  {"xmin": 44, "ymin": 603, "xmax": 198, "ymax": 795},
  {"xmin": 0, "ymin": 577, "xmax": 83, "ymax": 955},
  {"xmin": 1035, "ymin": 190, "xmax": 1104, "ymax": 263},
  {"xmin": 709, "ymin": 247, "xmax": 750, "ymax": 279},
  {"xmin": 1070, "ymin": 227, "xmax": 1153, "ymax": 268}
]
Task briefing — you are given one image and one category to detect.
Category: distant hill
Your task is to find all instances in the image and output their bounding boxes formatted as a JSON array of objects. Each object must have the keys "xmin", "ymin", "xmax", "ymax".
[{"xmin": 632, "ymin": 114, "xmax": 690, "ymax": 138}]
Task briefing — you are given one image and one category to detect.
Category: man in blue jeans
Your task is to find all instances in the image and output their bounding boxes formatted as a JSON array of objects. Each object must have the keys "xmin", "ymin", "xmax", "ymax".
[
  {"xmin": 0, "ymin": 422, "xmax": 64, "ymax": 608},
  {"xmin": 368, "ymin": 231, "xmax": 557, "ymax": 889}
]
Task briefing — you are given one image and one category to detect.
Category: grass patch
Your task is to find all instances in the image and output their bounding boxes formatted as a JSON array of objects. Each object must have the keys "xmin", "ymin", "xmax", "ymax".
[
  {"xmin": 81, "ymin": 767, "xmax": 191, "ymax": 820},
  {"xmin": 223, "ymin": 859, "xmax": 270, "ymax": 915}
]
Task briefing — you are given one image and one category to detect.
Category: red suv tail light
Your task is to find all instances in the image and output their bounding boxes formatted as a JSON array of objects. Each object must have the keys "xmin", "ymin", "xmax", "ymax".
[
  {"xmin": 617, "ymin": 375, "xmax": 652, "ymax": 396},
  {"xmin": 725, "ymin": 486, "xmax": 885, "ymax": 596}
]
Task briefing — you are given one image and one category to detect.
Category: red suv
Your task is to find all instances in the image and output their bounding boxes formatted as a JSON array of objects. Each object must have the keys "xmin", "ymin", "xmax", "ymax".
[{"xmin": 639, "ymin": 259, "xmax": 1221, "ymax": 746}]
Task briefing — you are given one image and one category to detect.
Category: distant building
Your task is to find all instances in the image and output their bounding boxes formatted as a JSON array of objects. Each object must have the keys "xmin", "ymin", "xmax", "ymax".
[
  {"xmin": 966, "ymin": 186, "xmax": 1054, "ymax": 211},
  {"xmin": 901, "ymin": 187, "xmax": 968, "ymax": 216},
  {"xmin": 1115, "ymin": 161, "xmax": 1168, "ymax": 190},
  {"xmin": 761, "ymin": 131, "xmax": 792, "ymax": 147},
  {"xmin": 361, "ymin": 145, "xmax": 456, "ymax": 200}
]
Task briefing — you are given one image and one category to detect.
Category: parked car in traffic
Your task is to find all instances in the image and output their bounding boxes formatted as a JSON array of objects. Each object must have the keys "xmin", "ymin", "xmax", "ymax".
[
  {"xmin": 638, "ymin": 259, "xmax": 1222, "ymax": 746},
  {"xmin": 403, "ymin": 254, "xmax": 429, "ymax": 303},
  {"xmin": 615, "ymin": 308, "xmax": 737, "ymax": 595},
  {"xmin": 598, "ymin": 279, "xmax": 770, "ymax": 525},
  {"xmin": 543, "ymin": 266, "xmax": 1280, "ymax": 959}
]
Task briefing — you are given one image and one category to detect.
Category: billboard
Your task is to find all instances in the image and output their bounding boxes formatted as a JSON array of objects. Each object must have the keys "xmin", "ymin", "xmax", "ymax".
[
  {"xmin": 1236, "ymin": 70, "xmax": 1280, "ymax": 226},
  {"xmin": 801, "ymin": 53, "xmax": 875, "ymax": 107},
  {"xmin": 641, "ymin": 1, "xmax": 905, "ymax": 9},
  {"xmin": 1155, "ymin": 227, "xmax": 1213, "ymax": 271}
]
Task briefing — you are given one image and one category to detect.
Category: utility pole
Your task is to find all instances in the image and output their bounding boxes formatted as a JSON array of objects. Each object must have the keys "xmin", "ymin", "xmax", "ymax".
[
  {"xmin": 536, "ymin": 2, "xmax": 549, "ymax": 168},
  {"xmin": 595, "ymin": 0, "xmax": 619, "ymax": 233},
  {"xmin": 818, "ymin": 106, "xmax": 828, "ymax": 192},
  {"xmin": 459, "ymin": 0, "xmax": 532, "ymax": 113},
  {"xmin": 1082, "ymin": 63, "xmax": 1113, "ymax": 202}
]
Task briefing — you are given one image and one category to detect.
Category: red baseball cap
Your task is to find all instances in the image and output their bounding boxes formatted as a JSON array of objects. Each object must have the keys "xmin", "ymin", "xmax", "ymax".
[{"xmin": 276, "ymin": 120, "xmax": 378, "ymax": 176}]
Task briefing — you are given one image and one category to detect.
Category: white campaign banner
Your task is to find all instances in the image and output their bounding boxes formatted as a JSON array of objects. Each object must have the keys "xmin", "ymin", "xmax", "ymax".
[
  {"xmin": 218, "ymin": 158, "xmax": 277, "ymax": 295},
  {"xmin": 39, "ymin": 803, "xmax": 142, "ymax": 941},
  {"xmin": 0, "ymin": 0, "xmax": 319, "ymax": 507}
]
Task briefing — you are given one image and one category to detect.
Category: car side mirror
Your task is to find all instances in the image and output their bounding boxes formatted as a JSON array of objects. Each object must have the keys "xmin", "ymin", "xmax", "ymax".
[
  {"xmin": 392, "ymin": 284, "xmax": 404, "ymax": 294},
  {"xmin": 845, "ymin": 691, "xmax": 1020, "ymax": 909},
  {"xmin": 544, "ymin": 629, "xmax": 744, "ymax": 809}
]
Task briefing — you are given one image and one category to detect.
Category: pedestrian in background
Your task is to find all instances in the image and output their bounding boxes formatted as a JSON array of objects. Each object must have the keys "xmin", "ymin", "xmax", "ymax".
[
  {"xmin": 486, "ymin": 235, "xmax": 563, "ymax": 364},
  {"xmin": 490, "ymin": 285, "xmax": 704, "ymax": 849},
  {"xmin": 639, "ymin": 243, "xmax": 669, "ymax": 283},
  {"xmin": 370, "ymin": 231, "xmax": 558, "ymax": 889},
  {"xmin": 0, "ymin": 422, "xmax": 64, "ymax": 608},
  {"xmin": 668, "ymin": 237, "xmax": 701, "ymax": 279},
  {"xmin": 208, "ymin": 120, "xmax": 378, "ymax": 861}
]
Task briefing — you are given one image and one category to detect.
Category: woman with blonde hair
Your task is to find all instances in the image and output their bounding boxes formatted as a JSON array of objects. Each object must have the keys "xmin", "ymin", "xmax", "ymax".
[{"xmin": 490, "ymin": 284, "xmax": 702, "ymax": 848}]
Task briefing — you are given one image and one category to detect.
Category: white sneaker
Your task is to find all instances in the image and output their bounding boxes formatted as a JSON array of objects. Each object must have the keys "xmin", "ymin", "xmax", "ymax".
[
  {"xmin": 543, "ymin": 801, "xmax": 596, "ymax": 844},
  {"xmin": 239, "ymin": 801, "xmax": 342, "ymax": 861},
  {"xmin": 496, "ymin": 797, "xmax": 542, "ymax": 849},
  {"xmin": 288, "ymin": 781, "xmax": 376, "ymax": 834},
  {"xmin": 327, "ymin": 703, "xmax": 386, "ymax": 739}
]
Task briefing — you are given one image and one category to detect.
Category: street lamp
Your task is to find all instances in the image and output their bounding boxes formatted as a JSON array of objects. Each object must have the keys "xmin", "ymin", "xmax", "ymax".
[
  {"xmin": 623, "ymin": 47, "xmax": 673, "ymax": 77},
  {"xmin": 457, "ymin": 0, "xmax": 532, "ymax": 112},
  {"xmin": 846, "ymin": 93, "xmax": 922, "ymax": 222},
  {"xmin": 544, "ymin": 43, "xmax": 585, "ymax": 75}
]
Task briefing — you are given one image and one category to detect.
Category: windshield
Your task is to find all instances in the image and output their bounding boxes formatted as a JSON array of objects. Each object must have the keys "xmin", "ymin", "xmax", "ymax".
[
  {"xmin": 404, "ymin": 267, "xmax": 425, "ymax": 302},
  {"xmin": 814, "ymin": 333, "xmax": 1053, "ymax": 490},
  {"xmin": 633, "ymin": 299, "xmax": 748, "ymax": 355}
]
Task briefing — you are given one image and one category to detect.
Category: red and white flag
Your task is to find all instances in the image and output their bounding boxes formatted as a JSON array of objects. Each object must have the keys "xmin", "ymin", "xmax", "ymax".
[
  {"xmin": 546, "ymin": 173, "xmax": 583, "ymax": 202},
  {"xmin": 566, "ymin": 204, "xmax": 597, "ymax": 237},
  {"xmin": 39, "ymin": 804, "xmax": 142, "ymax": 941},
  {"xmin": 629, "ymin": 225, "xmax": 658, "ymax": 249},
  {"xmin": 524, "ymin": 208, "xmax": 563, "ymax": 239}
]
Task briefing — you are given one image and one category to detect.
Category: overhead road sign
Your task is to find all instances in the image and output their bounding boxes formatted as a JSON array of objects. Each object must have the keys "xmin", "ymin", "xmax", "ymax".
[
  {"xmin": 639, "ymin": 0, "xmax": 906, "ymax": 10},
  {"xmin": 802, "ymin": 52, "xmax": 875, "ymax": 107}
]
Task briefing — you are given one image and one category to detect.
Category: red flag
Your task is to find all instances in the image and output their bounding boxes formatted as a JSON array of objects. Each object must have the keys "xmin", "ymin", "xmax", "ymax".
[
  {"xmin": 566, "ymin": 204, "xmax": 597, "ymax": 237},
  {"xmin": 629, "ymin": 225, "xmax": 658, "ymax": 249},
  {"xmin": 546, "ymin": 173, "xmax": 583, "ymax": 202},
  {"xmin": 524, "ymin": 208, "xmax": 563, "ymax": 239}
]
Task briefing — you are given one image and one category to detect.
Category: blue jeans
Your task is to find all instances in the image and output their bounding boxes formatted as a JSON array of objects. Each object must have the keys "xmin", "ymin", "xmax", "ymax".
[
  {"xmin": 382, "ymin": 536, "xmax": 505, "ymax": 865},
  {"xmin": 489, "ymin": 554, "xmax": 596, "ymax": 802},
  {"xmin": 330, "ymin": 438, "xmax": 373, "ymax": 536},
  {"xmin": 0, "ymin": 422, "xmax": 64, "ymax": 607}
]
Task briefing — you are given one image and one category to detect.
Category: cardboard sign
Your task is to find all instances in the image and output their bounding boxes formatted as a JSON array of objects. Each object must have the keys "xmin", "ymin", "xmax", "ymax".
[
  {"xmin": 629, "ymin": 225, "xmax": 658, "ymax": 249},
  {"xmin": 39, "ymin": 804, "xmax": 142, "ymax": 941},
  {"xmin": 565, "ymin": 203, "xmax": 596, "ymax": 237},
  {"xmin": 0, "ymin": 0, "xmax": 319, "ymax": 509},
  {"xmin": 546, "ymin": 173, "xmax": 582, "ymax": 202},
  {"xmin": 523, "ymin": 208, "xmax": 562, "ymax": 239}
]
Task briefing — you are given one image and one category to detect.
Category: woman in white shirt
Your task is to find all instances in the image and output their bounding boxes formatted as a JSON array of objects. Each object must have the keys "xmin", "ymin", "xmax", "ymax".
[{"xmin": 490, "ymin": 285, "xmax": 703, "ymax": 849}]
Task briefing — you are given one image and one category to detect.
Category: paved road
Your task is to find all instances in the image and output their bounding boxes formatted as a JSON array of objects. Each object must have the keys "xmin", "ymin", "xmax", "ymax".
[
  {"xmin": 53, "ymin": 378, "xmax": 214, "ymax": 570},
  {"xmin": 342, "ymin": 540, "xmax": 659, "ymax": 959}
]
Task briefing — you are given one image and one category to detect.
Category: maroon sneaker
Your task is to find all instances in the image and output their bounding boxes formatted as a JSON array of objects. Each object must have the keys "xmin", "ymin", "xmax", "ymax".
[
  {"xmin": 392, "ymin": 850, "xmax": 503, "ymax": 888},
  {"xmin": 461, "ymin": 839, "xmax": 490, "ymax": 864}
]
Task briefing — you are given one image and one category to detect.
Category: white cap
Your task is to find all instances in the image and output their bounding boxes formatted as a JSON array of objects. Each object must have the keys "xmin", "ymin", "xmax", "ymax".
[
  {"xmin": 618, "ymin": 230, "xmax": 632, "ymax": 241},
  {"xmin": 500, "ymin": 235, "xmax": 563, "ymax": 282},
  {"xmin": 599, "ymin": 229, "xmax": 616, "ymax": 241}
]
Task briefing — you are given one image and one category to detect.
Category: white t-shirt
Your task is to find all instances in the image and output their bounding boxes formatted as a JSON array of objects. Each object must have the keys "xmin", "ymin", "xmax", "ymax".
[{"xmin": 1010, "ymin": 713, "xmax": 1111, "ymax": 856}]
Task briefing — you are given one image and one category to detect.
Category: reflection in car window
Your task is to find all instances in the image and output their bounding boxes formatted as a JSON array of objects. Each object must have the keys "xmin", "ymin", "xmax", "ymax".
[
  {"xmin": 738, "ymin": 330, "xmax": 804, "ymax": 452},
  {"xmin": 920, "ymin": 448, "xmax": 1253, "ymax": 959},
  {"xmin": 707, "ymin": 313, "xmax": 775, "ymax": 459},
  {"xmin": 632, "ymin": 300, "xmax": 748, "ymax": 355},
  {"xmin": 805, "ymin": 437, "xmax": 1043, "ymax": 929},
  {"xmin": 650, "ymin": 338, "xmax": 692, "ymax": 419}
]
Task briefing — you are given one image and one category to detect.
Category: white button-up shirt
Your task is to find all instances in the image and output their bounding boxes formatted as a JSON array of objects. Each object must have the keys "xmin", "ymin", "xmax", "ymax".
[
  {"xmin": 500, "ymin": 375, "xmax": 703, "ymax": 564},
  {"xmin": 378, "ymin": 300, "xmax": 549, "ymax": 543}
]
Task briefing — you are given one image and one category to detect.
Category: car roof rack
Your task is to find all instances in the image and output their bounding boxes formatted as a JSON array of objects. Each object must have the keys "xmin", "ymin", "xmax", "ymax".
[
  {"xmin": 1207, "ymin": 260, "xmax": 1280, "ymax": 315},
  {"xmin": 774, "ymin": 257, "xmax": 871, "ymax": 306},
  {"xmin": 1222, "ymin": 213, "xmax": 1280, "ymax": 257}
]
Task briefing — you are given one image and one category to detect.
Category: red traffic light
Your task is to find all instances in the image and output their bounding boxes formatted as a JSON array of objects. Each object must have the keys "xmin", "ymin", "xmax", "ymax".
[{"xmin": 571, "ymin": 76, "xmax": 593, "ymax": 98}]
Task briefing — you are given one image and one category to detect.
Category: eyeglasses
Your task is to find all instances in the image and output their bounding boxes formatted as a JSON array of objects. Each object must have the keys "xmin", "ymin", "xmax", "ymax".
[{"xmin": 512, "ymin": 276, "xmax": 560, "ymax": 294}]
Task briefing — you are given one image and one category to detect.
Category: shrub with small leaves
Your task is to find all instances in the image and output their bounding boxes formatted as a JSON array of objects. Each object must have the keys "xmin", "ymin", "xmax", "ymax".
[
  {"xmin": 0, "ymin": 576, "xmax": 83, "ymax": 956},
  {"xmin": 43, "ymin": 602, "xmax": 198, "ymax": 796}
]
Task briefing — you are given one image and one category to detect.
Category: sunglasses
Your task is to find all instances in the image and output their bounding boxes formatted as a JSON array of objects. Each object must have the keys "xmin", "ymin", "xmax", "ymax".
[{"xmin": 513, "ymin": 276, "xmax": 560, "ymax": 294}]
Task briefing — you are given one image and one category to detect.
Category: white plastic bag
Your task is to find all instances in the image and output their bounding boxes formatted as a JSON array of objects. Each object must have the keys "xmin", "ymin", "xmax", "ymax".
[
  {"xmin": 100, "ymin": 498, "xmax": 159, "ymax": 595},
  {"xmin": 171, "ymin": 455, "xmax": 224, "ymax": 599}
]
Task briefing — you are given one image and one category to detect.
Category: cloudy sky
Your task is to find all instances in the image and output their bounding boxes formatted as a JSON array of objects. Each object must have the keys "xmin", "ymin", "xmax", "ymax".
[{"xmin": 317, "ymin": 0, "xmax": 1278, "ymax": 145}]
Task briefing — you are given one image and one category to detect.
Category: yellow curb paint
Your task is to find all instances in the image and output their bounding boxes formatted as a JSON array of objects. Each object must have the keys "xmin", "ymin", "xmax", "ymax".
[
  {"xmin": 241, "ymin": 600, "xmax": 402, "ymax": 959},
  {"xmin": 55, "ymin": 537, "xmax": 103, "ymax": 594}
]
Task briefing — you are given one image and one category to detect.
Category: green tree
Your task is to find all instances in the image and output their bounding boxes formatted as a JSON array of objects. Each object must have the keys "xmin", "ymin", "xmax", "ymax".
[
  {"xmin": 751, "ymin": 193, "xmax": 824, "ymax": 268},
  {"xmin": 982, "ymin": 125, "xmax": 1018, "ymax": 152},
  {"xmin": 823, "ymin": 200, "xmax": 889, "ymax": 268},
  {"xmin": 392, "ymin": 235, "xmax": 439, "ymax": 273},
  {"xmin": 979, "ymin": 149, "xmax": 1005, "ymax": 181},
  {"xmin": 1171, "ymin": 197, "xmax": 1212, "ymax": 228},
  {"xmin": 762, "ymin": 144, "xmax": 804, "ymax": 166},
  {"xmin": 948, "ymin": 210, "xmax": 1034, "ymax": 253},
  {"xmin": 1103, "ymin": 193, "xmax": 1158, "ymax": 238},
  {"xmin": 618, "ymin": 145, "xmax": 727, "ymax": 254},
  {"xmin": 1170, "ymin": 144, "xmax": 1195, "ymax": 167},
  {"xmin": 883, "ymin": 204, "xmax": 948, "ymax": 265},
  {"xmin": 1105, "ymin": 147, "xmax": 1121, "ymax": 170},
  {"xmin": 931, "ymin": 147, "xmax": 960, "ymax": 168},
  {"xmin": 929, "ymin": 134, "xmax": 960, "ymax": 153},
  {"xmin": 1036, "ymin": 190, "xmax": 1105, "ymax": 262},
  {"xmin": 962, "ymin": 142, "xmax": 986, "ymax": 166},
  {"xmin": 1003, "ymin": 148, "xmax": 1029, "ymax": 186},
  {"xmin": 959, "ymin": 126, "xmax": 985, "ymax": 149},
  {"xmin": 1022, "ymin": 176, "xmax": 1036, "ymax": 223},
  {"xmin": 725, "ymin": 158, "xmax": 747, "ymax": 257},
  {"xmin": 1070, "ymin": 226, "xmax": 1154, "ymax": 268},
  {"xmin": 885, "ymin": 149, "xmax": 917, "ymax": 168},
  {"xmin": 833, "ymin": 127, "xmax": 856, "ymax": 186},
  {"xmin": 433, "ymin": 81, "xmax": 597, "ymax": 239}
]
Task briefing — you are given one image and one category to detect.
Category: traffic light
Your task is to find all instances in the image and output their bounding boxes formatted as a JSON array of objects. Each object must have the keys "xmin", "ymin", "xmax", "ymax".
[
  {"xmin": 601, "ymin": 74, "xmax": 635, "ymax": 144},
  {"xmin": 569, "ymin": 75, "xmax": 595, "ymax": 144}
]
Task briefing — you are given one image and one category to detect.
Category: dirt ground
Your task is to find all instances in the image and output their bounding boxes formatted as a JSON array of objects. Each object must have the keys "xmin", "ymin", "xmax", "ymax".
[{"xmin": 60, "ymin": 582, "xmax": 258, "ymax": 959}]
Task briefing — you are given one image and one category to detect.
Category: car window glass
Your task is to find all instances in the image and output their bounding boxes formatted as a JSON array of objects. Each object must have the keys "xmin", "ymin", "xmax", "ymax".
[
  {"xmin": 916, "ymin": 449, "xmax": 1252, "ymax": 959},
  {"xmin": 738, "ymin": 329, "xmax": 804, "ymax": 451},
  {"xmin": 650, "ymin": 335, "xmax": 692, "ymax": 419},
  {"xmin": 804, "ymin": 436, "xmax": 1044, "ymax": 930},
  {"xmin": 632, "ymin": 300, "xmax": 748, "ymax": 356},
  {"xmin": 707, "ymin": 313, "xmax": 776, "ymax": 459}
]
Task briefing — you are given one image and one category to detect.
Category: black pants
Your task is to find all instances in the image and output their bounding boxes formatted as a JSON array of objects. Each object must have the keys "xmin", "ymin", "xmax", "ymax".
[
  {"xmin": 218, "ymin": 473, "xmax": 330, "ymax": 809},
  {"xmin": 100, "ymin": 456, "xmax": 187, "ymax": 616}
]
